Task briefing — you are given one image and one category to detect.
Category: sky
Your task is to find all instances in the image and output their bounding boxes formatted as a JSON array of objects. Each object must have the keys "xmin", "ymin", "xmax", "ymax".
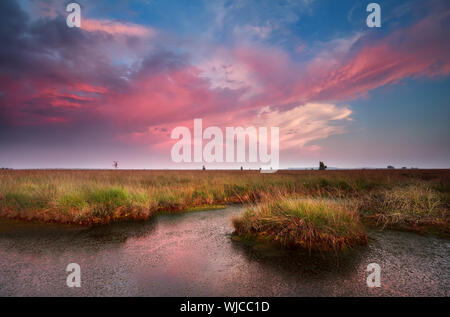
[{"xmin": 0, "ymin": 0, "xmax": 449, "ymax": 169}]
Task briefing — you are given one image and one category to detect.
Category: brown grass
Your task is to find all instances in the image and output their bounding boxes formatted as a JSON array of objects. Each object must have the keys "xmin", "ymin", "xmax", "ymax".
[
  {"xmin": 359, "ymin": 183, "xmax": 449, "ymax": 236},
  {"xmin": 0, "ymin": 169, "xmax": 448, "ymax": 234}
]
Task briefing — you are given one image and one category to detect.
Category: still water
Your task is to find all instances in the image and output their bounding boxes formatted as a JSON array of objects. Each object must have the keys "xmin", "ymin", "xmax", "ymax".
[{"xmin": 0, "ymin": 207, "xmax": 448, "ymax": 296}]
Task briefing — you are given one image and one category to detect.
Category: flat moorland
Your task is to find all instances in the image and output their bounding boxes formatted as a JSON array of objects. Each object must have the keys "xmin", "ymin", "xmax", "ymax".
[{"xmin": 0, "ymin": 169, "xmax": 448, "ymax": 239}]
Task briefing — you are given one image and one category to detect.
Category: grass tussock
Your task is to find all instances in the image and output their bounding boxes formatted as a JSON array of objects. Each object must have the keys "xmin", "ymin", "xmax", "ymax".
[
  {"xmin": 359, "ymin": 184, "xmax": 449, "ymax": 235},
  {"xmin": 233, "ymin": 196, "xmax": 367, "ymax": 252}
]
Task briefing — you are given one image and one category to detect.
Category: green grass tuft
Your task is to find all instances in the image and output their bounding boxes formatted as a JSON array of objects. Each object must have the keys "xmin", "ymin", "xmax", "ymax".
[{"xmin": 233, "ymin": 196, "xmax": 367, "ymax": 252}]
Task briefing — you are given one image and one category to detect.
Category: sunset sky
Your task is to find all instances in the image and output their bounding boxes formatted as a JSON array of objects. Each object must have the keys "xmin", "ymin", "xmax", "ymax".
[{"xmin": 0, "ymin": 0, "xmax": 449, "ymax": 169}]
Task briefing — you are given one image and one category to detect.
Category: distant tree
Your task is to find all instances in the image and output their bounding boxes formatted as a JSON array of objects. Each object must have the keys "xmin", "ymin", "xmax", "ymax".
[
  {"xmin": 113, "ymin": 161, "xmax": 118, "ymax": 169},
  {"xmin": 402, "ymin": 167, "xmax": 407, "ymax": 169},
  {"xmin": 319, "ymin": 161, "xmax": 327, "ymax": 170},
  {"xmin": 202, "ymin": 165, "xmax": 206, "ymax": 171},
  {"xmin": 387, "ymin": 165, "xmax": 395, "ymax": 169},
  {"xmin": 240, "ymin": 166, "xmax": 243, "ymax": 171}
]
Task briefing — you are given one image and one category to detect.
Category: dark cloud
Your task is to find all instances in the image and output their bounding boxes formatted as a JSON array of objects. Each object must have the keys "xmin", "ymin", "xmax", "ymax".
[{"xmin": 0, "ymin": 0, "xmax": 129, "ymax": 129}]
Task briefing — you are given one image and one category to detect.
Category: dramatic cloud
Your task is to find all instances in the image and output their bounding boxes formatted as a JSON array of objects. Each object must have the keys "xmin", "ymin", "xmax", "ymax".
[
  {"xmin": 255, "ymin": 103, "xmax": 352, "ymax": 150},
  {"xmin": 0, "ymin": 0, "xmax": 449, "ymax": 168},
  {"xmin": 295, "ymin": 10, "xmax": 450, "ymax": 101}
]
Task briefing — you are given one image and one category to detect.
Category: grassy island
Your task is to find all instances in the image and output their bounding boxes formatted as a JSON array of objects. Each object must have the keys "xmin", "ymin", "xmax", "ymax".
[{"xmin": 233, "ymin": 197, "xmax": 368, "ymax": 252}]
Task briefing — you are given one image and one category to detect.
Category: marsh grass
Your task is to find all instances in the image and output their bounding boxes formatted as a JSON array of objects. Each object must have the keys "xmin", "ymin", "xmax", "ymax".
[
  {"xmin": 0, "ymin": 169, "xmax": 448, "ymax": 232},
  {"xmin": 233, "ymin": 195, "xmax": 368, "ymax": 252},
  {"xmin": 359, "ymin": 183, "xmax": 449, "ymax": 235}
]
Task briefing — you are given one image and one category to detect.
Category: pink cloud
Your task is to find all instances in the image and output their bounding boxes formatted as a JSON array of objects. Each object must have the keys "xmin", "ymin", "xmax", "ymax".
[
  {"xmin": 42, "ymin": 116, "xmax": 69, "ymax": 124},
  {"xmin": 254, "ymin": 103, "xmax": 352, "ymax": 150},
  {"xmin": 103, "ymin": 9, "xmax": 450, "ymax": 152},
  {"xmin": 71, "ymin": 83, "xmax": 108, "ymax": 94},
  {"xmin": 292, "ymin": 11, "xmax": 450, "ymax": 102},
  {"xmin": 82, "ymin": 19, "xmax": 156, "ymax": 37},
  {"xmin": 3, "ymin": 3, "xmax": 449, "ymax": 157},
  {"xmin": 196, "ymin": 10, "xmax": 449, "ymax": 108}
]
